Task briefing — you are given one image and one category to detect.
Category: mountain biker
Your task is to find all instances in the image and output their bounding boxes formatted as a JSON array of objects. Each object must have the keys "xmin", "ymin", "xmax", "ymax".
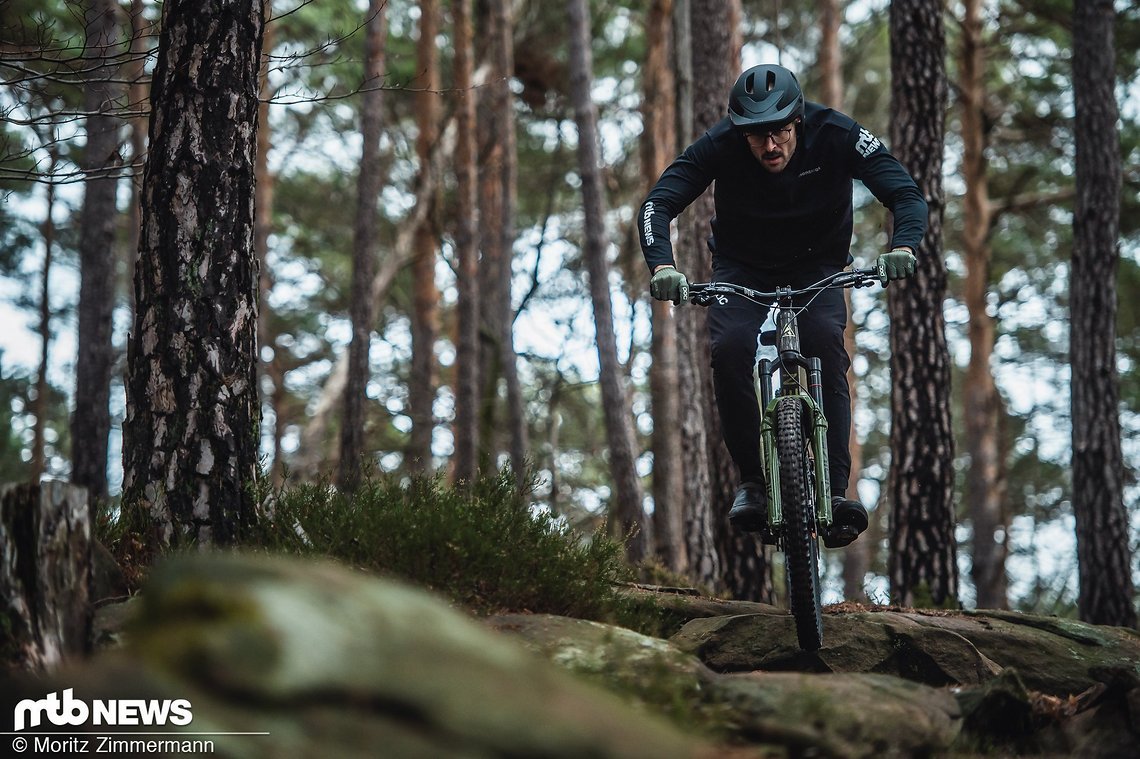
[{"xmin": 640, "ymin": 63, "xmax": 927, "ymax": 548}]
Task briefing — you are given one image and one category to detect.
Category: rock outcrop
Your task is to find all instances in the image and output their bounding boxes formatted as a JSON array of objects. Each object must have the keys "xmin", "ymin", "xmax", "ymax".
[
  {"xmin": 6, "ymin": 555, "xmax": 1140, "ymax": 758},
  {"xmin": 4, "ymin": 554, "xmax": 716, "ymax": 758}
]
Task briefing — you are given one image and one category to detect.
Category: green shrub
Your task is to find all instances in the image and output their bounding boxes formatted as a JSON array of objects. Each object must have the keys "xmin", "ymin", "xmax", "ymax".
[{"xmin": 248, "ymin": 468, "xmax": 634, "ymax": 620}]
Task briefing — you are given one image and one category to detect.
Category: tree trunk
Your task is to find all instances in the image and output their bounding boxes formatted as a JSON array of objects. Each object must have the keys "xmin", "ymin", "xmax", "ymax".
[
  {"xmin": 338, "ymin": 0, "xmax": 388, "ymax": 492},
  {"xmin": 126, "ymin": 0, "xmax": 148, "ymax": 317},
  {"xmin": 672, "ymin": 0, "xmax": 719, "ymax": 591},
  {"xmin": 408, "ymin": 0, "xmax": 441, "ymax": 473},
  {"xmin": 817, "ymin": 0, "xmax": 870, "ymax": 604},
  {"xmin": 886, "ymin": 0, "xmax": 958, "ymax": 608},
  {"xmin": 493, "ymin": 0, "xmax": 527, "ymax": 484},
  {"xmin": 476, "ymin": 0, "xmax": 504, "ymax": 464},
  {"xmin": 123, "ymin": 0, "xmax": 265, "ymax": 548},
  {"xmin": 32, "ymin": 152, "xmax": 57, "ymax": 483},
  {"xmin": 690, "ymin": 0, "xmax": 771, "ymax": 602},
  {"xmin": 960, "ymin": 0, "xmax": 1008, "ymax": 611},
  {"xmin": 568, "ymin": 0, "xmax": 648, "ymax": 563},
  {"xmin": 255, "ymin": 0, "xmax": 281, "ymax": 485},
  {"xmin": 475, "ymin": 0, "xmax": 526, "ymax": 483},
  {"xmin": 1, "ymin": 482, "xmax": 93, "ymax": 671},
  {"xmin": 450, "ymin": 0, "xmax": 481, "ymax": 485},
  {"xmin": 818, "ymin": 0, "xmax": 844, "ymax": 110},
  {"xmin": 71, "ymin": 0, "xmax": 123, "ymax": 502},
  {"xmin": 643, "ymin": 0, "xmax": 686, "ymax": 574},
  {"xmin": 1070, "ymin": 0, "xmax": 1135, "ymax": 628}
]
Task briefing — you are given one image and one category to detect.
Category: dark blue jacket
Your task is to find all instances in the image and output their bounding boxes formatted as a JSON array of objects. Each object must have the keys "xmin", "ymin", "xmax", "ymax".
[{"xmin": 639, "ymin": 103, "xmax": 928, "ymax": 273}]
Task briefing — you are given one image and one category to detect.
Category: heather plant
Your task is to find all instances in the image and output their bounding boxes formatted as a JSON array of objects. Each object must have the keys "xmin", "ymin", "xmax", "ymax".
[{"xmin": 250, "ymin": 467, "xmax": 638, "ymax": 621}]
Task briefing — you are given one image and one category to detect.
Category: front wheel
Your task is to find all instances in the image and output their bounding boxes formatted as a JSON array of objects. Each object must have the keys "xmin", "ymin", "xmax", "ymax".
[{"xmin": 776, "ymin": 396, "xmax": 823, "ymax": 650}]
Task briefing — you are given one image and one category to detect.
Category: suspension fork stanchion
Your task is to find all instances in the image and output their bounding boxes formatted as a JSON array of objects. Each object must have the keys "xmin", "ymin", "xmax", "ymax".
[
  {"xmin": 757, "ymin": 359, "xmax": 781, "ymax": 531},
  {"xmin": 807, "ymin": 357, "xmax": 832, "ymax": 529}
]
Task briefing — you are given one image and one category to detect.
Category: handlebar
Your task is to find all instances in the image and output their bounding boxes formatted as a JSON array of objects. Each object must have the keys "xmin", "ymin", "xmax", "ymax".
[{"xmin": 688, "ymin": 266, "xmax": 879, "ymax": 306}]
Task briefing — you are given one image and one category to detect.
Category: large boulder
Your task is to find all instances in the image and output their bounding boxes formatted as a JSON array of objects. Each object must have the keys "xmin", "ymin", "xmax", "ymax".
[
  {"xmin": 670, "ymin": 606, "xmax": 1140, "ymax": 697},
  {"xmin": 934, "ymin": 610, "xmax": 1140, "ymax": 696},
  {"xmin": 713, "ymin": 670, "xmax": 961, "ymax": 758},
  {"xmin": 12, "ymin": 556, "xmax": 1140, "ymax": 758},
  {"xmin": 5, "ymin": 553, "xmax": 717, "ymax": 759},
  {"xmin": 670, "ymin": 610, "xmax": 1000, "ymax": 686},
  {"xmin": 489, "ymin": 613, "xmax": 713, "ymax": 701},
  {"xmin": 491, "ymin": 612, "xmax": 963, "ymax": 757}
]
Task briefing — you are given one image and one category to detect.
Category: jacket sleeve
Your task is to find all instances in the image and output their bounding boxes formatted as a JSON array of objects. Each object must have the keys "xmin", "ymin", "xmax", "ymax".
[
  {"xmin": 846, "ymin": 123, "xmax": 928, "ymax": 253},
  {"xmin": 639, "ymin": 132, "xmax": 719, "ymax": 272}
]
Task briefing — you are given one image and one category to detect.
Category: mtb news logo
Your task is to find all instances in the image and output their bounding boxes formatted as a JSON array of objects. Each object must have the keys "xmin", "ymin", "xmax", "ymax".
[{"xmin": 13, "ymin": 689, "xmax": 193, "ymax": 732}]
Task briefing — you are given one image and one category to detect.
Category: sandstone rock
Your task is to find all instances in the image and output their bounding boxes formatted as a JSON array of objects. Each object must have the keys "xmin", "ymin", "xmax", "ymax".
[
  {"xmin": 10, "ymin": 553, "xmax": 1140, "ymax": 758},
  {"xmin": 488, "ymin": 613, "xmax": 719, "ymax": 730},
  {"xmin": 669, "ymin": 605, "xmax": 1140, "ymax": 699},
  {"xmin": 491, "ymin": 612, "xmax": 963, "ymax": 757},
  {"xmin": 9, "ymin": 553, "xmax": 716, "ymax": 759},
  {"xmin": 618, "ymin": 585, "xmax": 783, "ymax": 636},
  {"xmin": 712, "ymin": 671, "xmax": 961, "ymax": 758},
  {"xmin": 934, "ymin": 610, "xmax": 1140, "ymax": 696}
]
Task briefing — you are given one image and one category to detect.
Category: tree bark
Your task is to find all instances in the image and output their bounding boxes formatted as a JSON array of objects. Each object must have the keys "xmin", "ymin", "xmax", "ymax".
[
  {"xmin": 71, "ymin": 0, "xmax": 123, "ymax": 501},
  {"xmin": 1, "ymin": 482, "xmax": 93, "ymax": 671},
  {"xmin": 1070, "ymin": 0, "xmax": 1135, "ymax": 628},
  {"xmin": 493, "ymin": 0, "xmax": 527, "ymax": 484},
  {"xmin": 476, "ymin": 0, "xmax": 504, "ymax": 464},
  {"xmin": 254, "ymin": 0, "xmax": 282, "ymax": 486},
  {"xmin": 818, "ymin": 0, "xmax": 844, "ymax": 110},
  {"xmin": 960, "ymin": 0, "xmax": 1008, "ymax": 611},
  {"xmin": 817, "ymin": 0, "xmax": 870, "ymax": 604},
  {"xmin": 672, "ymin": 0, "xmax": 720, "ymax": 591},
  {"xmin": 338, "ymin": 0, "xmax": 388, "ymax": 492},
  {"xmin": 643, "ymin": 0, "xmax": 687, "ymax": 574},
  {"xmin": 126, "ymin": 0, "xmax": 148, "ymax": 318},
  {"xmin": 32, "ymin": 151, "xmax": 57, "ymax": 483},
  {"xmin": 408, "ymin": 0, "xmax": 441, "ymax": 473},
  {"xmin": 568, "ymin": 0, "xmax": 649, "ymax": 563},
  {"xmin": 886, "ymin": 0, "xmax": 958, "ymax": 608},
  {"xmin": 474, "ymin": 1, "xmax": 527, "ymax": 483},
  {"xmin": 450, "ymin": 0, "xmax": 481, "ymax": 485},
  {"xmin": 123, "ymin": 0, "xmax": 265, "ymax": 548},
  {"xmin": 689, "ymin": 0, "xmax": 771, "ymax": 602}
]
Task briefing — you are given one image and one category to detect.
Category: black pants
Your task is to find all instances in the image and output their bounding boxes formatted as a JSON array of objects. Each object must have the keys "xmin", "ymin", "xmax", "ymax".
[{"xmin": 707, "ymin": 258, "xmax": 852, "ymax": 497}]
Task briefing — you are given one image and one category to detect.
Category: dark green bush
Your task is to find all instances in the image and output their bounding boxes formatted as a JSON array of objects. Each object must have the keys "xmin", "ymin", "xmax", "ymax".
[{"xmin": 249, "ymin": 468, "xmax": 635, "ymax": 620}]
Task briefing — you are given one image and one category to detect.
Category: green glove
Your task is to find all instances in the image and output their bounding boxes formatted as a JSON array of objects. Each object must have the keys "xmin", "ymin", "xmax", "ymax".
[
  {"xmin": 650, "ymin": 266, "xmax": 689, "ymax": 305},
  {"xmin": 876, "ymin": 249, "xmax": 917, "ymax": 286}
]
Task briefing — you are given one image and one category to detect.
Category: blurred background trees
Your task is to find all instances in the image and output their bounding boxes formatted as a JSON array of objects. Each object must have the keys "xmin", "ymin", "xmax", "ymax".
[{"xmin": 1, "ymin": 0, "xmax": 1138, "ymax": 619}]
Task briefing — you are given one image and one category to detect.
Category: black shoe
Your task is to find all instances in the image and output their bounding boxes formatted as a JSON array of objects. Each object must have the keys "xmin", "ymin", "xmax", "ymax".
[
  {"xmin": 728, "ymin": 482, "xmax": 768, "ymax": 533},
  {"xmin": 824, "ymin": 496, "xmax": 868, "ymax": 548}
]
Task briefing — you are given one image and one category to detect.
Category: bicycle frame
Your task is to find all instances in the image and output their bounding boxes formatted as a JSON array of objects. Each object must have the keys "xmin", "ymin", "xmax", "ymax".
[
  {"xmin": 689, "ymin": 267, "xmax": 878, "ymax": 543},
  {"xmin": 688, "ymin": 266, "xmax": 878, "ymax": 650}
]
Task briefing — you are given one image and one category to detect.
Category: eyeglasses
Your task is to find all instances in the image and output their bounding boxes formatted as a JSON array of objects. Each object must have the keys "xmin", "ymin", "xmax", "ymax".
[{"xmin": 745, "ymin": 123, "xmax": 796, "ymax": 145}]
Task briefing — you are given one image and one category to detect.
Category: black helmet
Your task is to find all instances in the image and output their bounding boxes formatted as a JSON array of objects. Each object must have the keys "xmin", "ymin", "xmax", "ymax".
[{"xmin": 728, "ymin": 64, "xmax": 804, "ymax": 131}]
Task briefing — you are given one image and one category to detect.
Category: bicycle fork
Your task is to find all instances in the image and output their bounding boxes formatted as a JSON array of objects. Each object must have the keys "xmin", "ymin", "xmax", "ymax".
[{"xmin": 756, "ymin": 357, "xmax": 834, "ymax": 539}]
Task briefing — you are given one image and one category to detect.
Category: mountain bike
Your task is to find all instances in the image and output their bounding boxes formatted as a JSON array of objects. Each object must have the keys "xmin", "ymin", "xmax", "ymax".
[{"xmin": 689, "ymin": 266, "xmax": 880, "ymax": 651}]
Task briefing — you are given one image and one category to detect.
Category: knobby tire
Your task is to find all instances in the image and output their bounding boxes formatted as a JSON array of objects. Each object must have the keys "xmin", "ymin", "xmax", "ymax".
[{"xmin": 776, "ymin": 396, "xmax": 823, "ymax": 650}]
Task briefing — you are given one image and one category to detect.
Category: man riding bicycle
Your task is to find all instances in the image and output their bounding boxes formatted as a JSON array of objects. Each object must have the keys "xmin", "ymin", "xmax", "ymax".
[{"xmin": 641, "ymin": 63, "xmax": 927, "ymax": 548}]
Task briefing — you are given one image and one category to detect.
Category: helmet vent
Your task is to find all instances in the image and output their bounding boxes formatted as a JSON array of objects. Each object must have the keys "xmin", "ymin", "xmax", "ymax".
[
  {"xmin": 745, "ymin": 72, "xmax": 755, "ymax": 94},
  {"xmin": 766, "ymin": 71, "xmax": 776, "ymax": 91}
]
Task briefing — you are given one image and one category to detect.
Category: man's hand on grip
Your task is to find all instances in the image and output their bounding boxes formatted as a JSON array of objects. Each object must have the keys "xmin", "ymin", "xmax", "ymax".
[
  {"xmin": 650, "ymin": 266, "xmax": 689, "ymax": 305},
  {"xmin": 876, "ymin": 249, "xmax": 917, "ymax": 286}
]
